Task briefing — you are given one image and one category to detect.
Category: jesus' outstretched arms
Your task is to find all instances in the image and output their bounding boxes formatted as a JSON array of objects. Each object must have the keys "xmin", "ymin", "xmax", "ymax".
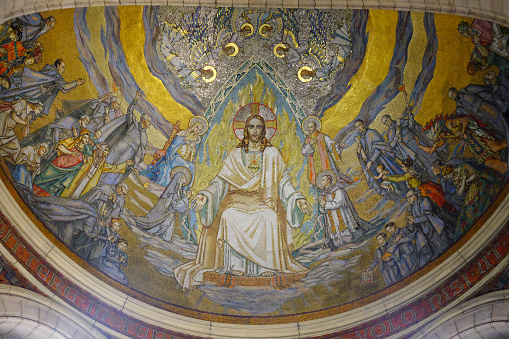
[{"xmin": 174, "ymin": 114, "xmax": 312, "ymax": 290}]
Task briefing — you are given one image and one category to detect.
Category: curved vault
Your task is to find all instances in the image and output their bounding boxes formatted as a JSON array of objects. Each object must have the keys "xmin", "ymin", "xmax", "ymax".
[{"xmin": 0, "ymin": 4, "xmax": 508, "ymax": 339}]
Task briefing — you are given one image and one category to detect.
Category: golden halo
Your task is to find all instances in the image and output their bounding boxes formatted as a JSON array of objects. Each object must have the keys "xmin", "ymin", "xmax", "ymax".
[
  {"xmin": 189, "ymin": 116, "xmax": 209, "ymax": 135},
  {"xmin": 170, "ymin": 166, "xmax": 192, "ymax": 185},
  {"xmin": 316, "ymin": 170, "xmax": 337, "ymax": 190},
  {"xmin": 201, "ymin": 65, "xmax": 217, "ymax": 83},
  {"xmin": 232, "ymin": 103, "xmax": 277, "ymax": 141},
  {"xmin": 224, "ymin": 42, "xmax": 239, "ymax": 57},
  {"xmin": 298, "ymin": 66, "xmax": 314, "ymax": 83},
  {"xmin": 258, "ymin": 24, "xmax": 272, "ymax": 37},
  {"xmin": 273, "ymin": 43, "xmax": 287, "ymax": 58},
  {"xmin": 240, "ymin": 23, "xmax": 254, "ymax": 37},
  {"xmin": 302, "ymin": 116, "xmax": 322, "ymax": 135}
]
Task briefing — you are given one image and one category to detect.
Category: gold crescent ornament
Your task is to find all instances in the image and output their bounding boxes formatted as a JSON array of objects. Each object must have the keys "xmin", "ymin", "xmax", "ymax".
[
  {"xmin": 298, "ymin": 66, "xmax": 314, "ymax": 83},
  {"xmin": 258, "ymin": 24, "xmax": 272, "ymax": 37},
  {"xmin": 224, "ymin": 42, "xmax": 239, "ymax": 57},
  {"xmin": 201, "ymin": 66, "xmax": 217, "ymax": 83},
  {"xmin": 240, "ymin": 23, "xmax": 254, "ymax": 37},
  {"xmin": 273, "ymin": 43, "xmax": 287, "ymax": 58}
]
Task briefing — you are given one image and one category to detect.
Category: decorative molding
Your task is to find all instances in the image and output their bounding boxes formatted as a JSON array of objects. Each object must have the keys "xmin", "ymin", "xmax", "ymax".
[
  {"xmin": 0, "ymin": 285, "xmax": 108, "ymax": 339},
  {"xmin": 410, "ymin": 290, "xmax": 509, "ymax": 339},
  {"xmin": 1, "ymin": 0, "xmax": 509, "ymax": 27}
]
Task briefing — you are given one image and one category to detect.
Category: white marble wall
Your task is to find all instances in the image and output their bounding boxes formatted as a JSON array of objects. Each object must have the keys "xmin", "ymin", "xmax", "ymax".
[{"xmin": 1, "ymin": 0, "xmax": 509, "ymax": 26}]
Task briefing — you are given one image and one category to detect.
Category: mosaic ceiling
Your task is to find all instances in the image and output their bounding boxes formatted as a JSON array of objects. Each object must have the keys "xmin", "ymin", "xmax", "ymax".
[{"xmin": 0, "ymin": 5, "xmax": 508, "ymax": 324}]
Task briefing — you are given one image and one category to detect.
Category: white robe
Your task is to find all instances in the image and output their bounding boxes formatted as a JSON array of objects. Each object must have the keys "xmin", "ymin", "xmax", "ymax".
[
  {"xmin": 174, "ymin": 146, "xmax": 308, "ymax": 289},
  {"xmin": 319, "ymin": 185, "xmax": 367, "ymax": 247}
]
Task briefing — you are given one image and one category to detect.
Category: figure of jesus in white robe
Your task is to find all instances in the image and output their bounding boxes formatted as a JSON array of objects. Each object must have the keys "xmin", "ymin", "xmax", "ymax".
[{"xmin": 174, "ymin": 115, "xmax": 311, "ymax": 290}]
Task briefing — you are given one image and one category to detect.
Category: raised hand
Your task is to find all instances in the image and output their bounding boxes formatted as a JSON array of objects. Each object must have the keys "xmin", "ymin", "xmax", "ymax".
[
  {"xmin": 296, "ymin": 199, "xmax": 312, "ymax": 215},
  {"xmin": 192, "ymin": 194, "xmax": 207, "ymax": 212}
]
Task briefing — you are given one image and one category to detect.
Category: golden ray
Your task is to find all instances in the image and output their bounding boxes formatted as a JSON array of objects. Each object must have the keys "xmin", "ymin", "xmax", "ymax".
[
  {"xmin": 321, "ymin": 10, "xmax": 399, "ymax": 137},
  {"xmin": 119, "ymin": 6, "xmax": 193, "ymax": 132}
]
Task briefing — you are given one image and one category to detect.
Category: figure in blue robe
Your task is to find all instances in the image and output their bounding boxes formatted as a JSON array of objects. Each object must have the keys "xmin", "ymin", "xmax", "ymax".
[
  {"xmin": 9, "ymin": 13, "xmax": 55, "ymax": 49},
  {"xmin": 8, "ymin": 143, "xmax": 47, "ymax": 190},
  {"xmin": 0, "ymin": 59, "xmax": 84, "ymax": 116},
  {"xmin": 70, "ymin": 216, "xmax": 99, "ymax": 260},
  {"xmin": 99, "ymin": 91, "xmax": 150, "ymax": 185},
  {"xmin": 354, "ymin": 120, "xmax": 405, "ymax": 200},
  {"xmin": 80, "ymin": 183, "xmax": 128, "ymax": 224},
  {"xmin": 367, "ymin": 233, "xmax": 403, "ymax": 285},
  {"xmin": 87, "ymin": 96, "xmax": 123, "ymax": 132},
  {"xmin": 88, "ymin": 220, "xmax": 121, "ymax": 261},
  {"xmin": 406, "ymin": 190, "xmax": 451, "ymax": 264},
  {"xmin": 484, "ymin": 69, "xmax": 509, "ymax": 114},
  {"xmin": 133, "ymin": 169, "xmax": 190, "ymax": 242},
  {"xmin": 382, "ymin": 112, "xmax": 443, "ymax": 176},
  {"xmin": 449, "ymin": 86, "xmax": 507, "ymax": 141},
  {"xmin": 142, "ymin": 122, "xmax": 203, "ymax": 187},
  {"xmin": 91, "ymin": 239, "xmax": 128, "ymax": 286},
  {"xmin": 385, "ymin": 222, "xmax": 417, "ymax": 276},
  {"xmin": 14, "ymin": 184, "xmax": 99, "ymax": 247},
  {"xmin": 440, "ymin": 175, "xmax": 466, "ymax": 212},
  {"xmin": 142, "ymin": 135, "xmax": 193, "ymax": 187}
]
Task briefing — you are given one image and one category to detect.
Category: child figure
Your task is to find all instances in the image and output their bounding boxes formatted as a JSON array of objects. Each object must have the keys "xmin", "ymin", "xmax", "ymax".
[{"xmin": 374, "ymin": 164, "xmax": 400, "ymax": 194}]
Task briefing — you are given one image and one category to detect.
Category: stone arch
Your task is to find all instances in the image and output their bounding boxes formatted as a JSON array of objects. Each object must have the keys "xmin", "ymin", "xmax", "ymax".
[
  {"xmin": 0, "ymin": 285, "xmax": 107, "ymax": 339},
  {"xmin": 411, "ymin": 291, "xmax": 509, "ymax": 339}
]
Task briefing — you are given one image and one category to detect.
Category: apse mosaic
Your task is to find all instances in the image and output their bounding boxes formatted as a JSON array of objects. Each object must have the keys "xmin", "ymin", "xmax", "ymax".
[{"xmin": 0, "ymin": 6, "xmax": 508, "ymax": 319}]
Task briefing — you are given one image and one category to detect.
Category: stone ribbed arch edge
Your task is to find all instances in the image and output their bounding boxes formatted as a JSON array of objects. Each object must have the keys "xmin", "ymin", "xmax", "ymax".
[
  {"xmin": 2, "ymin": 0, "xmax": 509, "ymax": 27},
  {"xmin": 410, "ymin": 290, "xmax": 509, "ymax": 339},
  {"xmin": 0, "ymin": 285, "xmax": 108, "ymax": 339}
]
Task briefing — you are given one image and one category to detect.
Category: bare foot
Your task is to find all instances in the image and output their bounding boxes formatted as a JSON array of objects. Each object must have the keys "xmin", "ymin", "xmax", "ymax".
[
  {"xmin": 230, "ymin": 270, "xmax": 245, "ymax": 276},
  {"xmin": 260, "ymin": 271, "xmax": 277, "ymax": 277}
]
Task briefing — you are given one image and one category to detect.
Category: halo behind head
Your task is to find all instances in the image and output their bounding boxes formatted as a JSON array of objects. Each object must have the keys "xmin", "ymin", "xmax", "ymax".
[
  {"xmin": 171, "ymin": 166, "xmax": 192, "ymax": 185},
  {"xmin": 302, "ymin": 116, "xmax": 321, "ymax": 135},
  {"xmin": 233, "ymin": 103, "xmax": 277, "ymax": 141},
  {"xmin": 189, "ymin": 116, "xmax": 209, "ymax": 135},
  {"xmin": 316, "ymin": 170, "xmax": 337, "ymax": 190}
]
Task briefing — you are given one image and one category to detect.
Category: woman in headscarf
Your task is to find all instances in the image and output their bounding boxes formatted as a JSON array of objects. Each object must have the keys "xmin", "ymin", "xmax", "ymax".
[
  {"xmin": 9, "ymin": 142, "xmax": 48, "ymax": 189},
  {"xmin": 33, "ymin": 129, "xmax": 92, "ymax": 196},
  {"xmin": 134, "ymin": 166, "xmax": 191, "ymax": 242},
  {"xmin": 0, "ymin": 96, "xmax": 42, "ymax": 162},
  {"xmin": 142, "ymin": 116, "xmax": 208, "ymax": 187}
]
